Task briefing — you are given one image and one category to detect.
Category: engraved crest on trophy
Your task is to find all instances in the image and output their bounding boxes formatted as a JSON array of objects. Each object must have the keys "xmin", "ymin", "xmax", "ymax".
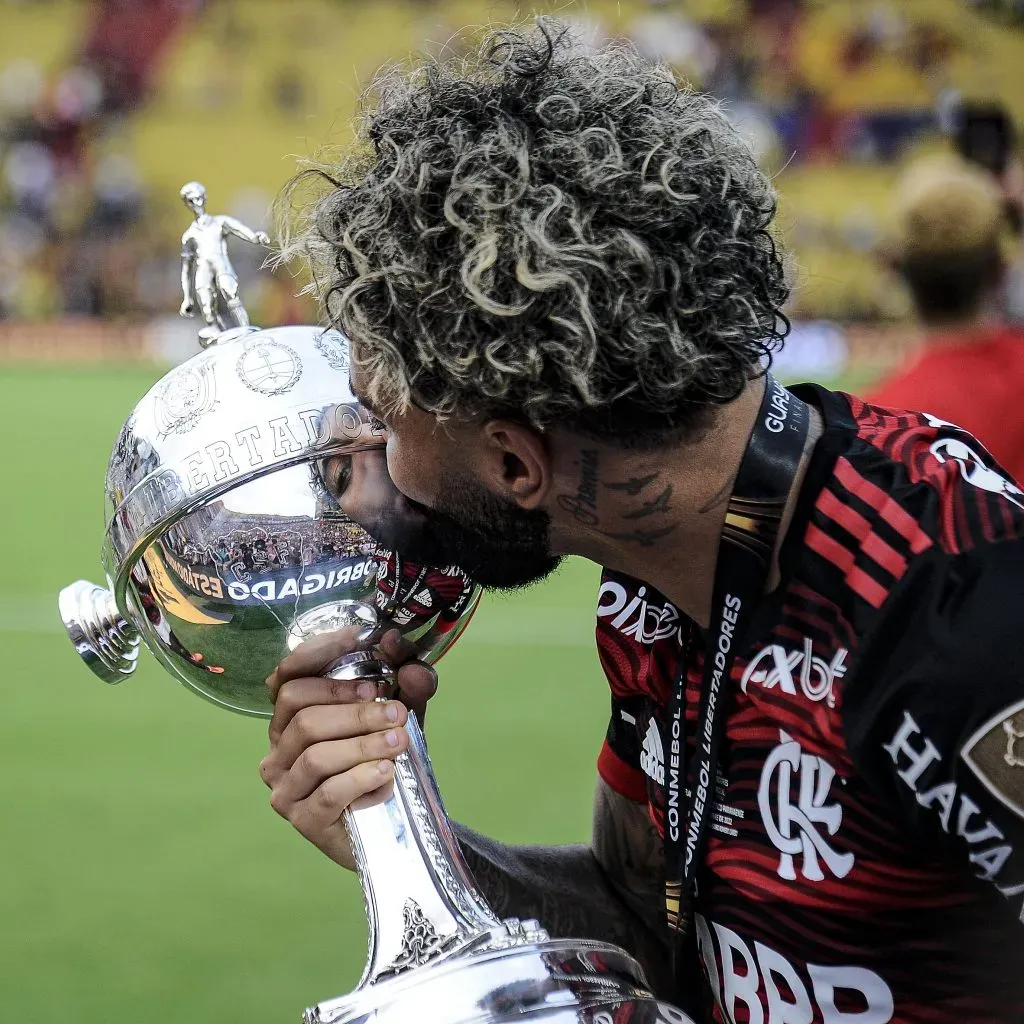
[
  {"xmin": 153, "ymin": 357, "xmax": 218, "ymax": 437},
  {"xmin": 57, "ymin": 181, "xmax": 693, "ymax": 1024},
  {"xmin": 236, "ymin": 337, "xmax": 303, "ymax": 395},
  {"xmin": 315, "ymin": 330, "xmax": 351, "ymax": 371}
]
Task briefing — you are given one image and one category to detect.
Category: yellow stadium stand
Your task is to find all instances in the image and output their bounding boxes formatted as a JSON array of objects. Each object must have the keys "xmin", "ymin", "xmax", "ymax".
[
  {"xmin": 74, "ymin": 0, "xmax": 1024, "ymax": 319},
  {"xmin": 0, "ymin": 0, "xmax": 88, "ymax": 75}
]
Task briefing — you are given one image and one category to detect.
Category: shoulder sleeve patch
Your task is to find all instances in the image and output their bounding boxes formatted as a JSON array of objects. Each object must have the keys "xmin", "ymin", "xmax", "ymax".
[{"xmin": 962, "ymin": 697, "xmax": 1024, "ymax": 822}]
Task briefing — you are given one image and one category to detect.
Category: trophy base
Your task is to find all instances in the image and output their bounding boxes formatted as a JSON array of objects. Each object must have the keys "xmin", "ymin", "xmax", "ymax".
[
  {"xmin": 198, "ymin": 324, "xmax": 259, "ymax": 347},
  {"xmin": 305, "ymin": 938, "xmax": 693, "ymax": 1024}
]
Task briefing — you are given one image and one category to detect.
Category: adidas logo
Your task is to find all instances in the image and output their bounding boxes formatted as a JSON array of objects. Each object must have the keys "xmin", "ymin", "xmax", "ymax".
[
  {"xmin": 413, "ymin": 588, "xmax": 433, "ymax": 608},
  {"xmin": 640, "ymin": 718, "xmax": 664, "ymax": 785}
]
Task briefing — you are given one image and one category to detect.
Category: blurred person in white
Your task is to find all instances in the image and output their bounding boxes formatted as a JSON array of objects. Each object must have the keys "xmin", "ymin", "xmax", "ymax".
[
  {"xmin": 3, "ymin": 141, "xmax": 56, "ymax": 223},
  {"xmin": 867, "ymin": 154, "xmax": 1024, "ymax": 482},
  {"xmin": 263, "ymin": 22, "xmax": 1024, "ymax": 1023}
]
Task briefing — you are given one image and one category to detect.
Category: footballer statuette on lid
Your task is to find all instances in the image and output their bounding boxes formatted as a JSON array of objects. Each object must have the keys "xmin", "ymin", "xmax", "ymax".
[{"xmin": 178, "ymin": 180, "xmax": 270, "ymax": 345}]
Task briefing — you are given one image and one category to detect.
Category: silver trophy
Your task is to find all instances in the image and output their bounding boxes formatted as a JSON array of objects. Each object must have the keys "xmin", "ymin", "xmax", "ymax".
[{"xmin": 57, "ymin": 183, "xmax": 692, "ymax": 1024}]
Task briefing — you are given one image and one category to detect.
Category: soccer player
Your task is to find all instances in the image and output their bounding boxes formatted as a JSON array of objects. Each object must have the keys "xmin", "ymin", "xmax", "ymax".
[{"xmin": 261, "ymin": 23, "xmax": 1024, "ymax": 1022}]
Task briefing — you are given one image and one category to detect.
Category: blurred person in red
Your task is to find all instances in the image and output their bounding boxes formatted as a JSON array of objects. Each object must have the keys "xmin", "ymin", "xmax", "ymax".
[{"xmin": 867, "ymin": 155, "xmax": 1024, "ymax": 480}]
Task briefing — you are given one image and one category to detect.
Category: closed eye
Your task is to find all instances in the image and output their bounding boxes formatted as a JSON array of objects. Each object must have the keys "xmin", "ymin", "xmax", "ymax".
[{"xmin": 317, "ymin": 455, "xmax": 352, "ymax": 498}]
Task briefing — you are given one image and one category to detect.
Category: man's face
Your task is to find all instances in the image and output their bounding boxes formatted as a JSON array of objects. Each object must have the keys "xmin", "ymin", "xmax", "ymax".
[{"xmin": 324, "ymin": 370, "xmax": 562, "ymax": 591}]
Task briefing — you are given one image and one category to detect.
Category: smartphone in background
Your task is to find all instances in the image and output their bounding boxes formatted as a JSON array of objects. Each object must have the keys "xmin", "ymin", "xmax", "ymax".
[
  {"xmin": 954, "ymin": 101, "xmax": 1022, "ymax": 233},
  {"xmin": 955, "ymin": 101, "xmax": 1015, "ymax": 174}
]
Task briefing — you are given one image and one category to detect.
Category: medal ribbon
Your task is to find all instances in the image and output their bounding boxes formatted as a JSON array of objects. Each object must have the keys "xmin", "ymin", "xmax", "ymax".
[{"xmin": 662, "ymin": 376, "xmax": 810, "ymax": 949}]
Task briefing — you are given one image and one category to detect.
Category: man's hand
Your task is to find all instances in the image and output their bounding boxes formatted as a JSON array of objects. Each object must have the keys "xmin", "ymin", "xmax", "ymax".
[
  {"xmin": 255, "ymin": 230, "xmax": 270, "ymax": 246},
  {"xmin": 259, "ymin": 627, "xmax": 437, "ymax": 869},
  {"xmin": 179, "ymin": 299, "xmax": 194, "ymax": 318}
]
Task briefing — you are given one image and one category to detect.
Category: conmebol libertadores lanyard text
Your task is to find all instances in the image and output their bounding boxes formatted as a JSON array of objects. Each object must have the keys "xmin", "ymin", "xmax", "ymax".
[{"xmin": 662, "ymin": 375, "xmax": 810, "ymax": 945}]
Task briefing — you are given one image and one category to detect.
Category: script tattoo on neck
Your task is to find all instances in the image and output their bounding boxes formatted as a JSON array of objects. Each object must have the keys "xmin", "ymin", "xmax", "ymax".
[
  {"xmin": 603, "ymin": 471, "xmax": 679, "ymax": 544},
  {"xmin": 557, "ymin": 449, "xmax": 600, "ymax": 526}
]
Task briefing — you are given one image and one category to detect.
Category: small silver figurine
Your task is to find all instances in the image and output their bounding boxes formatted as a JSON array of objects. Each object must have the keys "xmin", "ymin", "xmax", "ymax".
[
  {"xmin": 57, "ymin": 180, "xmax": 694, "ymax": 1024},
  {"xmin": 179, "ymin": 180, "xmax": 269, "ymax": 344}
]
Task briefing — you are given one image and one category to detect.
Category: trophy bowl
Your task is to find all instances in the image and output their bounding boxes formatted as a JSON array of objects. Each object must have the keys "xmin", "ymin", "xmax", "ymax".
[{"xmin": 57, "ymin": 322, "xmax": 483, "ymax": 717}]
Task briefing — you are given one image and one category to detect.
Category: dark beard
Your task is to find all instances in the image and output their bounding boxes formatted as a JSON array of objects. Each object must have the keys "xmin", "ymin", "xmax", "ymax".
[{"xmin": 366, "ymin": 468, "xmax": 562, "ymax": 591}]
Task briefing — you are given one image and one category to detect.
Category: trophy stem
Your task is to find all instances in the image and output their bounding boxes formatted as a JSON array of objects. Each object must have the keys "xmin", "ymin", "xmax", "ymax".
[{"xmin": 342, "ymin": 706, "xmax": 503, "ymax": 987}]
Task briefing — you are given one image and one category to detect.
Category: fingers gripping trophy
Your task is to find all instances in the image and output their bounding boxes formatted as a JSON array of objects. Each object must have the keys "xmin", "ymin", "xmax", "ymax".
[{"xmin": 57, "ymin": 183, "xmax": 693, "ymax": 1024}]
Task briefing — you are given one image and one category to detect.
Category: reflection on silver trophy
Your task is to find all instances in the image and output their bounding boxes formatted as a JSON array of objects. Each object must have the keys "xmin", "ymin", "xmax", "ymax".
[{"xmin": 57, "ymin": 183, "xmax": 693, "ymax": 1024}]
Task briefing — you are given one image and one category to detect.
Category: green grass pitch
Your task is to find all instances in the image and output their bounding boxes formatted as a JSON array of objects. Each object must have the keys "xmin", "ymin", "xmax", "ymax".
[{"xmin": 0, "ymin": 362, "xmax": 870, "ymax": 1022}]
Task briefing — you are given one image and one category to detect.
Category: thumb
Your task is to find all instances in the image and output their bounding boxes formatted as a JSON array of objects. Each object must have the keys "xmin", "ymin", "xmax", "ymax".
[{"xmin": 394, "ymin": 660, "xmax": 438, "ymax": 724}]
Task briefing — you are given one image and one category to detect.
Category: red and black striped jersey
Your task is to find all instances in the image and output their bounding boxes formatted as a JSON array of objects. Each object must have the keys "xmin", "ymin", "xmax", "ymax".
[{"xmin": 597, "ymin": 385, "xmax": 1024, "ymax": 1024}]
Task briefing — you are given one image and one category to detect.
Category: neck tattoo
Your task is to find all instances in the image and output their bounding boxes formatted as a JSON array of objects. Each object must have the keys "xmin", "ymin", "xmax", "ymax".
[
  {"xmin": 557, "ymin": 449, "xmax": 601, "ymax": 526},
  {"xmin": 603, "ymin": 470, "xmax": 680, "ymax": 545}
]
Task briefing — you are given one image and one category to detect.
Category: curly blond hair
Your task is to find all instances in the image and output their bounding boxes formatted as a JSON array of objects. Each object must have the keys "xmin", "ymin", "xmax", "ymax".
[
  {"xmin": 281, "ymin": 19, "xmax": 788, "ymax": 446},
  {"xmin": 892, "ymin": 155, "xmax": 1009, "ymax": 321}
]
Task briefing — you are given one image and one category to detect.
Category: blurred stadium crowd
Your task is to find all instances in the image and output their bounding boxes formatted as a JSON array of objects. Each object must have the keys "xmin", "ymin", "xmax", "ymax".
[{"xmin": 0, "ymin": 0, "xmax": 1023, "ymax": 331}]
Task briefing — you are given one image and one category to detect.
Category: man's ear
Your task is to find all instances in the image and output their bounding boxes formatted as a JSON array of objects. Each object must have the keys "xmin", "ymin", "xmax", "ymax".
[{"xmin": 479, "ymin": 420, "xmax": 550, "ymax": 510}]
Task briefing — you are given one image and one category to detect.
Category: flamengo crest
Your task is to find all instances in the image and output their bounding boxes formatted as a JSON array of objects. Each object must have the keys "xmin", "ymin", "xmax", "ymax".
[{"xmin": 758, "ymin": 730, "xmax": 855, "ymax": 882}]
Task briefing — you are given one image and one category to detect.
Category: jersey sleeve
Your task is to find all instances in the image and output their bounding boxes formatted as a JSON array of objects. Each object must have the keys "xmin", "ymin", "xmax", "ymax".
[
  {"xmin": 843, "ymin": 541, "xmax": 1024, "ymax": 922},
  {"xmin": 598, "ymin": 695, "xmax": 649, "ymax": 803}
]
